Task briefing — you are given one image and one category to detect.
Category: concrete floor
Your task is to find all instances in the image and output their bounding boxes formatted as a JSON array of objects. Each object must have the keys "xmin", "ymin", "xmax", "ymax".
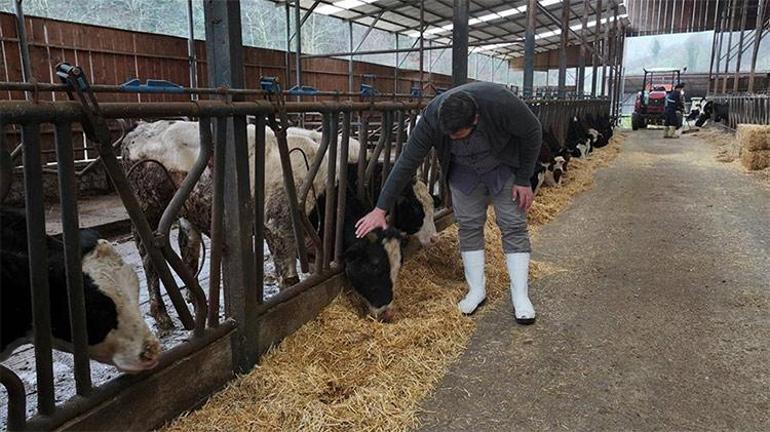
[{"xmin": 418, "ymin": 130, "xmax": 770, "ymax": 431}]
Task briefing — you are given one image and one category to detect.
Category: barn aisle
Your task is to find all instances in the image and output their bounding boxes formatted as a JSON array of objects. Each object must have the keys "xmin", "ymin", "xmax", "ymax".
[{"xmin": 418, "ymin": 129, "xmax": 770, "ymax": 431}]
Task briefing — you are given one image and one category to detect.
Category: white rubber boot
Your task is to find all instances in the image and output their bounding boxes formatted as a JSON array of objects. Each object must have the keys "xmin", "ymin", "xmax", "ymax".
[
  {"xmin": 506, "ymin": 253, "xmax": 536, "ymax": 325},
  {"xmin": 458, "ymin": 250, "xmax": 486, "ymax": 315},
  {"xmin": 663, "ymin": 126, "xmax": 672, "ymax": 138}
]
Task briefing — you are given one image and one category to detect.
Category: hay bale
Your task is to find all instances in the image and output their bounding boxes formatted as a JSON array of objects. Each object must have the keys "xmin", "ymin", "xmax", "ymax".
[
  {"xmin": 162, "ymin": 133, "xmax": 626, "ymax": 432},
  {"xmin": 736, "ymin": 124, "xmax": 770, "ymax": 152},
  {"xmin": 741, "ymin": 149, "xmax": 770, "ymax": 170}
]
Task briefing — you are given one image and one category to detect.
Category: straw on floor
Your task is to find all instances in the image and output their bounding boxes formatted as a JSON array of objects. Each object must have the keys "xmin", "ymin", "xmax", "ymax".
[{"xmin": 163, "ymin": 133, "xmax": 625, "ymax": 432}]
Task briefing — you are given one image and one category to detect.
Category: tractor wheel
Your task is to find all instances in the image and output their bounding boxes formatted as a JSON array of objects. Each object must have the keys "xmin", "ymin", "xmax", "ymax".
[{"xmin": 631, "ymin": 113, "xmax": 640, "ymax": 130}]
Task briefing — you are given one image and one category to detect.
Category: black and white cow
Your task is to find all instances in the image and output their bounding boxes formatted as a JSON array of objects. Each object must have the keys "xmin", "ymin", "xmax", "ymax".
[
  {"xmin": 1, "ymin": 207, "xmax": 160, "ymax": 373},
  {"xmin": 695, "ymin": 100, "xmax": 729, "ymax": 127}
]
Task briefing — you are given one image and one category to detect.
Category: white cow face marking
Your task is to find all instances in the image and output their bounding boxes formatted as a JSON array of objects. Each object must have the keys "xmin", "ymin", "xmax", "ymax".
[{"xmin": 83, "ymin": 240, "xmax": 160, "ymax": 373}]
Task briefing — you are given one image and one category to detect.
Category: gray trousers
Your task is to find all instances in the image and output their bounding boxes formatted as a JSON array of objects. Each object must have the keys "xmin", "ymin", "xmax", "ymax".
[{"xmin": 450, "ymin": 176, "xmax": 531, "ymax": 254}]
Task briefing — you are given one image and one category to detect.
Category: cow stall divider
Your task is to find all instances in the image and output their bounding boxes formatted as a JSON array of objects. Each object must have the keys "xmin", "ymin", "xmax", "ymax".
[{"xmin": 0, "ymin": 66, "xmax": 610, "ymax": 431}]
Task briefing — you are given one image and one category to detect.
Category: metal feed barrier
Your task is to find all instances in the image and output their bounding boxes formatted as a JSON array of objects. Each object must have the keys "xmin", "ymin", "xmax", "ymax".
[
  {"xmin": 0, "ymin": 66, "xmax": 610, "ymax": 431},
  {"xmin": 708, "ymin": 94, "xmax": 770, "ymax": 130}
]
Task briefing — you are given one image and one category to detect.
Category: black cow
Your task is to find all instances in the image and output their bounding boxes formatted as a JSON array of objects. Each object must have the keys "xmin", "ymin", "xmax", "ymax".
[
  {"xmin": 695, "ymin": 100, "xmax": 729, "ymax": 127},
  {"xmin": 1, "ymin": 208, "xmax": 160, "ymax": 372}
]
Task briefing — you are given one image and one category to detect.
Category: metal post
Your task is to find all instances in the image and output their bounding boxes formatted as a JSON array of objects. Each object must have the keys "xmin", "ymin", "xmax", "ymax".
[
  {"xmin": 419, "ymin": 1, "xmax": 425, "ymax": 96},
  {"xmin": 395, "ymin": 33, "xmax": 399, "ymax": 94},
  {"xmin": 452, "ymin": 0, "xmax": 469, "ymax": 86},
  {"xmin": 749, "ymin": 0, "xmax": 765, "ymax": 92},
  {"xmin": 348, "ymin": 21, "xmax": 354, "ymax": 93},
  {"xmin": 203, "ymin": 0, "xmax": 258, "ymax": 373},
  {"xmin": 723, "ymin": 0, "xmax": 736, "ymax": 93},
  {"xmin": 579, "ymin": 0, "xmax": 589, "ymax": 97},
  {"xmin": 592, "ymin": 0, "xmax": 602, "ymax": 97},
  {"xmin": 523, "ymin": 0, "xmax": 537, "ymax": 97},
  {"xmin": 601, "ymin": 2, "xmax": 611, "ymax": 97},
  {"xmin": 14, "ymin": 0, "xmax": 32, "ymax": 101},
  {"xmin": 733, "ymin": 0, "xmax": 750, "ymax": 92},
  {"xmin": 286, "ymin": 1, "xmax": 292, "ymax": 89},
  {"xmin": 294, "ymin": 0, "xmax": 302, "ymax": 96},
  {"xmin": 709, "ymin": 0, "xmax": 723, "ymax": 95},
  {"xmin": 187, "ymin": 0, "xmax": 198, "ymax": 100},
  {"xmin": 558, "ymin": 0, "xmax": 570, "ymax": 98},
  {"xmin": 714, "ymin": 0, "xmax": 727, "ymax": 93}
]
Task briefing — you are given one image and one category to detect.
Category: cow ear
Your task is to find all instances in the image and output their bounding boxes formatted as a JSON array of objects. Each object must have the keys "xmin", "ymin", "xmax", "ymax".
[{"xmin": 93, "ymin": 239, "xmax": 114, "ymax": 258}]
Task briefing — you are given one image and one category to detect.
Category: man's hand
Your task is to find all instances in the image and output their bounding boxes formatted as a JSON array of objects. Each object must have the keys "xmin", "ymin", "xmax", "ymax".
[
  {"xmin": 355, "ymin": 208, "xmax": 388, "ymax": 238},
  {"xmin": 512, "ymin": 185, "xmax": 534, "ymax": 211}
]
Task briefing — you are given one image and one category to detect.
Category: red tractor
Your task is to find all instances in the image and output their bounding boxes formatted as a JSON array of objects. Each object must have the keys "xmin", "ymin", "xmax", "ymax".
[{"xmin": 631, "ymin": 67, "xmax": 684, "ymax": 130}]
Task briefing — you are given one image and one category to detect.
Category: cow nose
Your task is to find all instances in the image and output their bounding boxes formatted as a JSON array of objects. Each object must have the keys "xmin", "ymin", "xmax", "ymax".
[{"xmin": 379, "ymin": 307, "xmax": 396, "ymax": 323}]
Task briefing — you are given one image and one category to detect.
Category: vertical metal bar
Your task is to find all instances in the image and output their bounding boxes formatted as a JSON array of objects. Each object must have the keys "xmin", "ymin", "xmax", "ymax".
[
  {"xmin": 14, "ymin": 0, "xmax": 31, "ymax": 90},
  {"xmin": 206, "ymin": 117, "xmax": 223, "ymax": 324},
  {"xmin": 203, "ymin": 0, "xmax": 258, "ymax": 373},
  {"xmin": 252, "ymin": 115, "xmax": 265, "ymax": 306},
  {"xmin": 579, "ymin": 0, "xmax": 589, "ymax": 97},
  {"xmin": 723, "ymin": 0, "xmax": 737, "ymax": 93},
  {"xmin": 523, "ymin": 0, "xmax": 537, "ymax": 98},
  {"xmin": 592, "ymin": 0, "xmax": 602, "ymax": 97},
  {"xmin": 714, "ymin": 0, "xmax": 727, "ymax": 93},
  {"xmin": 452, "ymin": 0, "xmax": 469, "ymax": 86},
  {"xmin": 708, "ymin": 0, "xmax": 722, "ymax": 95},
  {"xmin": 348, "ymin": 21, "xmax": 354, "ymax": 93},
  {"xmin": 419, "ymin": 1, "xmax": 425, "ymax": 97},
  {"xmin": 601, "ymin": 2, "xmax": 611, "ymax": 97},
  {"xmin": 749, "ymin": 0, "xmax": 765, "ymax": 92},
  {"xmin": 394, "ymin": 34, "xmax": 399, "ymax": 95},
  {"xmin": 734, "ymin": 0, "xmax": 750, "ymax": 92},
  {"xmin": 286, "ymin": 1, "xmax": 292, "ymax": 89},
  {"xmin": 22, "ymin": 122, "xmax": 56, "ymax": 415},
  {"xmin": 335, "ymin": 112, "xmax": 351, "ymax": 263},
  {"xmin": 187, "ymin": 0, "xmax": 198, "ymax": 99},
  {"xmin": 357, "ymin": 114, "xmax": 368, "ymax": 202},
  {"xmin": 558, "ymin": 0, "xmax": 569, "ymax": 98},
  {"xmin": 322, "ymin": 114, "xmax": 338, "ymax": 271},
  {"xmin": 663, "ymin": 0, "xmax": 671, "ymax": 33},
  {"xmin": 54, "ymin": 121, "xmax": 92, "ymax": 395},
  {"xmin": 294, "ymin": 0, "xmax": 302, "ymax": 101}
]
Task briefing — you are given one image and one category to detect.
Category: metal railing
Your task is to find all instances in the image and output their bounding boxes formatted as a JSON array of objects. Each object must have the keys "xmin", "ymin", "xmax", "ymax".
[
  {"xmin": 1, "ymin": 72, "xmax": 611, "ymax": 430},
  {"xmin": 708, "ymin": 94, "xmax": 770, "ymax": 129}
]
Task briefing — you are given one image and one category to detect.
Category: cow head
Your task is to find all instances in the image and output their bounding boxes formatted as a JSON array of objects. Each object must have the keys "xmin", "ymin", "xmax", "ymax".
[
  {"xmin": 344, "ymin": 228, "xmax": 406, "ymax": 322},
  {"xmin": 392, "ymin": 179, "xmax": 439, "ymax": 246},
  {"xmin": 81, "ymin": 238, "xmax": 160, "ymax": 373}
]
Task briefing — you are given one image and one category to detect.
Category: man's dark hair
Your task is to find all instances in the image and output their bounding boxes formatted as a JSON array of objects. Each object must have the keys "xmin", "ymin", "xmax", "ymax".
[
  {"xmin": 675, "ymin": 82, "xmax": 685, "ymax": 89},
  {"xmin": 438, "ymin": 91, "xmax": 478, "ymax": 134}
]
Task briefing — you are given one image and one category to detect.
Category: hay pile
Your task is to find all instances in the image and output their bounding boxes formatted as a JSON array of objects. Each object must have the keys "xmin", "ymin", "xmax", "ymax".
[
  {"xmin": 163, "ymin": 134, "xmax": 625, "ymax": 432},
  {"xmin": 736, "ymin": 124, "xmax": 770, "ymax": 170}
]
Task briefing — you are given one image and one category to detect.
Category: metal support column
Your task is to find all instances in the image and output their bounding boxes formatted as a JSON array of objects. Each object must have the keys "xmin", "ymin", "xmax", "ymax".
[
  {"xmin": 733, "ymin": 0, "xmax": 750, "ymax": 92},
  {"xmin": 722, "ymin": 0, "xmax": 737, "ymax": 93},
  {"xmin": 348, "ymin": 21, "xmax": 354, "ymax": 93},
  {"xmin": 592, "ymin": 0, "xmax": 602, "ymax": 97},
  {"xmin": 14, "ymin": 0, "xmax": 32, "ymax": 100},
  {"xmin": 714, "ymin": 0, "xmax": 727, "ymax": 93},
  {"xmin": 286, "ymin": 1, "xmax": 292, "ymax": 88},
  {"xmin": 294, "ymin": 0, "xmax": 302, "ymax": 97},
  {"xmin": 749, "ymin": 0, "xmax": 765, "ymax": 92},
  {"xmin": 578, "ymin": 0, "xmax": 589, "ymax": 97},
  {"xmin": 419, "ymin": 1, "xmax": 424, "ymax": 96},
  {"xmin": 558, "ymin": 0, "xmax": 570, "ymax": 98},
  {"xmin": 452, "ymin": 0, "xmax": 469, "ymax": 86},
  {"xmin": 203, "ymin": 0, "xmax": 258, "ymax": 373},
  {"xmin": 394, "ymin": 34, "xmax": 399, "ymax": 94},
  {"xmin": 601, "ymin": 2, "xmax": 611, "ymax": 97},
  {"xmin": 187, "ymin": 0, "xmax": 198, "ymax": 99},
  {"xmin": 523, "ymin": 0, "xmax": 537, "ymax": 97}
]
